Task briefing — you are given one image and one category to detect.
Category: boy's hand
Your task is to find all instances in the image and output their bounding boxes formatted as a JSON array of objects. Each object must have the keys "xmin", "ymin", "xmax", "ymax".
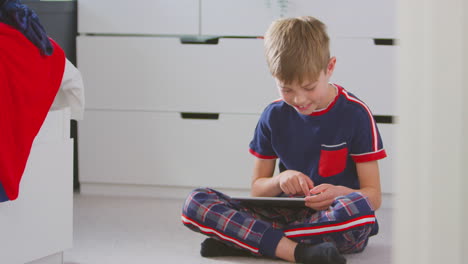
[
  {"xmin": 305, "ymin": 184, "xmax": 347, "ymax": 211},
  {"xmin": 277, "ymin": 170, "xmax": 314, "ymax": 196}
]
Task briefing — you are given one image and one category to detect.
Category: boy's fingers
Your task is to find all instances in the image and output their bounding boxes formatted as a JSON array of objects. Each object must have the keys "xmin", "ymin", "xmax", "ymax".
[
  {"xmin": 305, "ymin": 192, "xmax": 327, "ymax": 202},
  {"xmin": 294, "ymin": 177, "xmax": 303, "ymax": 194},
  {"xmin": 305, "ymin": 195, "xmax": 319, "ymax": 203},
  {"xmin": 299, "ymin": 179, "xmax": 310, "ymax": 196},
  {"xmin": 306, "ymin": 177, "xmax": 314, "ymax": 189},
  {"xmin": 310, "ymin": 184, "xmax": 327, "ymax": 195},
  {"xmin": 304, "ymin": 177, "xmax": 314, "ymax": 191}
]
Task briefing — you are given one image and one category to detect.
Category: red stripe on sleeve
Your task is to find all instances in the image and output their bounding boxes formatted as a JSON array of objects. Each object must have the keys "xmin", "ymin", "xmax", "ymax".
[
  {"xmin": 249, "ymin": 149, "xmax": 277, "ymax": 159},
  {"xmin": 351, "ymin": 149, "xmax": 387, "ymax": 163}
]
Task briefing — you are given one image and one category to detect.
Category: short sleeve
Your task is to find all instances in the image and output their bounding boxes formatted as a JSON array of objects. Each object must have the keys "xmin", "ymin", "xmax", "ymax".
[
  {"xmin": 349, "ymin": 109, "xmax": 387, "ymax": 163},
  {"xmin": 249, "ymin": 106, "xmax": 278, "ymax": 159}
]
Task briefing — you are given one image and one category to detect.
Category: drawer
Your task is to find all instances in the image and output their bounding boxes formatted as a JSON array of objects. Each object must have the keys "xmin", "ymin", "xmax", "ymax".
[
  {"xmin": 284, "ymin": 0, "xmax": 397, "ymax": 38},
  {"xmin": 78, "ymin": 110, "xmax": 261, "ymax": 189},
  {"xmin": 77, "ymin": 36, "xmax": 277, "ymax": 114},
  {"xmin": 79, "ymin": 110, "xmax": 395, "ymax": 194},
  {"xmin": 34, "ymin": 108, "xmax": 71, "ymax": 144},
  {"xmin": 202, "ymin": 0, "xmax": 397, "ymax": 38},
  {"xmin": 0, "ymin": 140, "xmax": 73, "ymax": 263},
  {"xmin": 330, "ymin": 38, "xmax": 397, "ymax": 116},
  {"xmin": 78, "ymin": 0, "xmax": 199, "ymax": 35},
  {"xmin": 201, "ymin": 0, "xmax": 277, "ymax": 36}
]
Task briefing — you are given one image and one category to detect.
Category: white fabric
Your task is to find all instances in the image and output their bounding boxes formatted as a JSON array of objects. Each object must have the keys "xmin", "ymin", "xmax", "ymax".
[{"xmin": 51, "ymin": 58, "xmax": 85, "ymax": 120}]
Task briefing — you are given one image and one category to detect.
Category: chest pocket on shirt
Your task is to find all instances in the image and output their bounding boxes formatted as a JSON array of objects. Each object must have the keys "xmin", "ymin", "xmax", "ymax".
[{"xmin": 319, "ymin": 142, "xmax": 348, "ymax": 177}]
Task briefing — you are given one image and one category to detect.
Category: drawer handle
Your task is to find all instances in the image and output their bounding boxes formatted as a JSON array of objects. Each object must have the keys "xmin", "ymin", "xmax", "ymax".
[
  {"xmin": 373, "ymin": 115, "xmax": 395, "ymax": 124},
  {"xmin": 373, "ymin": 39, "xmax": 396, "ymax": 46},
  {"xmin": 180, "ymin": 36, "xmax": 219, "ymax": 45},
  {"xmin": 180, "ymin": 112, "xmax": 220, "ymax": 120}
]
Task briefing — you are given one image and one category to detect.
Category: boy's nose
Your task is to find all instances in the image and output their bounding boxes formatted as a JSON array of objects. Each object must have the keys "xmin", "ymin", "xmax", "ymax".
[{"xmin": 294, "ymin": 94, "xmax": 308, "ymax": 106}]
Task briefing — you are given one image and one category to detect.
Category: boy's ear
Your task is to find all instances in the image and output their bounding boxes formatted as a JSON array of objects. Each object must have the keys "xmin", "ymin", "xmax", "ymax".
[{"xmin": 326, "ymin": 57, "xmax": 337, "ymax": 76}]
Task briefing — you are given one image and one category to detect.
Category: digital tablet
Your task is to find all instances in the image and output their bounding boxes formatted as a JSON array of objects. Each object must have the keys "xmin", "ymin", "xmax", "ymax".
[{"xmin": 230, "ymin": 196, "xmax": 307, "ymax": 208}]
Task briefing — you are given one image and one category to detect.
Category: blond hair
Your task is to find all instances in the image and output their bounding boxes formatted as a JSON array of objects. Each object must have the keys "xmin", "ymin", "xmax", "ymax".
[{"xmin": 264, "ymin": 16, "xmax": 330, "ymax": 85}]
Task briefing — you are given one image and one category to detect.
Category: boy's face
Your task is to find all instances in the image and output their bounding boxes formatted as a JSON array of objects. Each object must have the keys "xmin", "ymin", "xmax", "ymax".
[{"xmin": 276, "ymin": 57, "xmax": 336, "ymax": 116}]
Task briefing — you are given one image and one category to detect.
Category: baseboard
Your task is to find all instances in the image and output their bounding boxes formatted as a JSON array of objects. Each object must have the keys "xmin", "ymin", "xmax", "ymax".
[{"xmin": 79, "ymin": 182, "xmax": 394, "ymax": 208}]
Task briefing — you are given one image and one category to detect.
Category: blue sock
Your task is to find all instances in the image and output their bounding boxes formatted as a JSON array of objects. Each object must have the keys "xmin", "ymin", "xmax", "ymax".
[
  {"xmin": 294, "ymin": 242, "xmax": 346, "ymax": 264},
  {"xmin": 200, "ymin": 238, "xmax": 252, "ymax": 257}
]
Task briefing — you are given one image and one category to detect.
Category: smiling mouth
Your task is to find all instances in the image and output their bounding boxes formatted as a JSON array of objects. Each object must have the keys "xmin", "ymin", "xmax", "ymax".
[{"xmin": 295, "ymin": 104, "xmax": 311, "ymax": 111}]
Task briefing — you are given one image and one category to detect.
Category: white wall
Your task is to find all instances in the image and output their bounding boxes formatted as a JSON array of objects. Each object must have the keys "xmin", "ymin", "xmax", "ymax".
[
  {"xmin": 463, "ymin": 1, "xmax": 468, "ymax": 260},
  {"xmin": 394, "ymin": 0, "xmax": 467, "ymax": 263}
]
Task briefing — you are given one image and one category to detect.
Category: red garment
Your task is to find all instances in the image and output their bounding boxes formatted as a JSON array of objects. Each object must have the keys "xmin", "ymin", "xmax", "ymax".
[{"xmin": 0, "ymin": 22, "xmax": 65, "ymax": 200}]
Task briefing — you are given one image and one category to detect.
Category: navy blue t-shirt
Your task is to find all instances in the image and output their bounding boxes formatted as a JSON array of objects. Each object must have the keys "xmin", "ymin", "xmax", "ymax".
[{"xmin": 249, "ymin": 85, "xmax": 387, "ymax": 190}]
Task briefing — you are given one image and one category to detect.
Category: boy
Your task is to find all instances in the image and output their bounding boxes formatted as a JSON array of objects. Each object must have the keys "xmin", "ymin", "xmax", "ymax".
[{"xmin": 182, "ymin": 16, "xmax": 386, "ymax": 264}]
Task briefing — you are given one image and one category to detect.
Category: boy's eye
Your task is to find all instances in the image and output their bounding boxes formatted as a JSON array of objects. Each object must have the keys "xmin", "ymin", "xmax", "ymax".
[{"xmin": 305, "ymin": 87, "xmax": 315, "ymax": 91}]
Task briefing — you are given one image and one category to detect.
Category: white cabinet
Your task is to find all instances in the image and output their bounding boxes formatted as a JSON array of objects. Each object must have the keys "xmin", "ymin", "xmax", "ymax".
[
  {"xmin": 0, "ymin": 109, "xmax": 73, "ymax": 264},
  {"xmin": 78, "ymin": 0, "xmax": 200, "ymax": 35},
  {"xmin": 202, "ymin": 0, "xmax": 397, "ymax": 38},
  {"xmin": 77, "ymin": 36, "xmax": 277, "ymax": 114},
  {"xmin": 77, "ymin": 0, "xmax": 397, "ymax": 197},
  {"xmin": 76, "ymin": 37, "xmax": 397, "ymax": 116},
  {"xmin": 78, "ymin": 0, "xmax": 396, "ymax": 38},
  {"xmin": 78, "ymin": 33, "xmax": 278, "ymax": 192},
  {"xmin": 79, "ymin": 111, "xmax": 259, "ymax": 189}
]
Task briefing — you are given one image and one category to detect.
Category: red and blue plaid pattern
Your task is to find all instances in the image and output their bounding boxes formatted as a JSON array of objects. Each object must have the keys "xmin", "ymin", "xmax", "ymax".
[{"xmin": 182, "ymin": 188, "xmax": 378, "ymax": 257}]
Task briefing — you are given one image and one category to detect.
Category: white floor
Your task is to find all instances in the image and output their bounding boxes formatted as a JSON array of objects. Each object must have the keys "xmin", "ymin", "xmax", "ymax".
[{"xmin": 64, "ymin": 194, "xmax": 392, "ymax": 264}]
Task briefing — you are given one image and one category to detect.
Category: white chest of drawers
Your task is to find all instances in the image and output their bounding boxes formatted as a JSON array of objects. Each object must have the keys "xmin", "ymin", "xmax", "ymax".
[{"xmin": 78, "ymin": 0, "xmax": 397, "ymax": 198}]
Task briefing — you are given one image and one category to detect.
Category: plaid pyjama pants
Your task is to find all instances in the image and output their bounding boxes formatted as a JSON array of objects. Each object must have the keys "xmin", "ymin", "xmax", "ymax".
[{"xmin": 181, "ymin": 188, "xmax": 378, "ymax": 258}]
